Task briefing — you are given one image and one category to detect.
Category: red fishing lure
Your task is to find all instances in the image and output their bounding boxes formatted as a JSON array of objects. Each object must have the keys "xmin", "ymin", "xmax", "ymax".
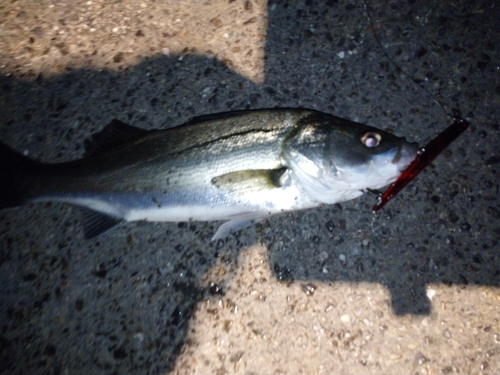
[{"xmin": 372, "ymin": 117, "xmax": 470, "ymax": 213}]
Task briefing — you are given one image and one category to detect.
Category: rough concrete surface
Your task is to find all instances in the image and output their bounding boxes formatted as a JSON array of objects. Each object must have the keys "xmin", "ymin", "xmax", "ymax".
[{"xmin": 0, "ymin": 0, "xmax": 499, "ymax": 374}]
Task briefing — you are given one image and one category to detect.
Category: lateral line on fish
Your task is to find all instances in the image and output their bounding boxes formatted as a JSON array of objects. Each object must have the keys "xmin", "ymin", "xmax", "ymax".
[
  {"xmin": 168, "ymin": 128, "xmax": 284, "ymax": 157},
  {"xmin": 0, "ymin": 109, "xmax": 418, "ymax": 239}
]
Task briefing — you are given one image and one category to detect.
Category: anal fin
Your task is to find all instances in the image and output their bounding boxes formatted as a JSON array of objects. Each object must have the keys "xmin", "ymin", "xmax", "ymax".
[{"xmin": 80, "ymin": 208, "xmax": 123, "ymax": 239}]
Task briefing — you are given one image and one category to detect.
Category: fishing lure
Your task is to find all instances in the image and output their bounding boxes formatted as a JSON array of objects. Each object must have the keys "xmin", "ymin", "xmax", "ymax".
[
  {"xmin": 372, "ymin": 116, "xmax": 470, "ymax": 213},
  {"xmin": 362, "ymin": 1, "xmax": 471, "ymax": 212}
]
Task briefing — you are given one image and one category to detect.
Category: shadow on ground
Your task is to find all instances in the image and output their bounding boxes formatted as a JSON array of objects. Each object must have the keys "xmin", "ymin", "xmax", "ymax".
[{"xmin": 0, "ymin": 0, "xmax": 499, "ymax": 374}]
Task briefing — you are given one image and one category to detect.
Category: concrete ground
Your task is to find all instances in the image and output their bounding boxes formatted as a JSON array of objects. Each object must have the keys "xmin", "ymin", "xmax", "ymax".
[{"xmin": 0, "ymin": 0, "xmax": 499, "ymax": 374}]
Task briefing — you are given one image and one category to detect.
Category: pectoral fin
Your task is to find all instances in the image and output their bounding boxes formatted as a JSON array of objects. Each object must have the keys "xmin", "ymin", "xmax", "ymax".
[{"xmin": 211, "ymin": 168, "xmax": 287, "ymax": 195}]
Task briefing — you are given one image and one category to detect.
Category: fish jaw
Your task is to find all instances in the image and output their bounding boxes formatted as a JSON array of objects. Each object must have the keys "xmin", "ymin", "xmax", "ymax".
[
  {"xmin": 283, "ymin": 142, "xmax": 419, "ymax": 204},
  {"xmin": 390, "ymin": 142, "xmax": 419, "ymax": 171},
  {"xmin": 362, "ymin": 142, "xmax": 419, "ymax": 190}
]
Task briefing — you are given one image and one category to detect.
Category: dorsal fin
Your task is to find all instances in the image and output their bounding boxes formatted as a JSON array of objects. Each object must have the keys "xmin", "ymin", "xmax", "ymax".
[
  {"xmin": 186, "ymin": 110, "xmax": 258, "ymax": 125},
  {"xmin": 84, "ymin": 119, "xmax": 153, "ymax": 157}
]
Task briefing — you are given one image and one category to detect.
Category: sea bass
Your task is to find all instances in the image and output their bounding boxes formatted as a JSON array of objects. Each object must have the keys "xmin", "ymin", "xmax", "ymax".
[{"xmin": 0, "ymin": 109, "xmax": 418, "ymax": 240}]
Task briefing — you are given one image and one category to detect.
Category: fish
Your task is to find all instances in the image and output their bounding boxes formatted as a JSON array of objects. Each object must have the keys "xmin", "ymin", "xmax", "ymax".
[{"xmin": 0, "ymin": 109, "xmax": 418, "ymax": 240}]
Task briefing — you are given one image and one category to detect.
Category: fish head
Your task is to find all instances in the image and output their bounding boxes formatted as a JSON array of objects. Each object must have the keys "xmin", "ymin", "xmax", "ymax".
[{"xmin": 282, "ymin": 114, "xmax": 418, "ymax": 204}]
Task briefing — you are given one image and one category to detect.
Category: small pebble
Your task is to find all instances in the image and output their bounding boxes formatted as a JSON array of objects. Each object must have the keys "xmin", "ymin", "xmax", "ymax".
[
  {"xmin": 426, "ymin": 287, "xmax": 436, "ymax": 301},
  {"xmin": 339, "ymin": 254, "xmax": 346, "ymax": 265},
  {"xmin": 325, "ymin": 304, "xmax": 335, "ymax": 312},
  {"xmin": 318, "ymin": 251, "xmax": 329, "ymax": 263},
  {"xmin": 217, "ymin": 267, "xmax": 226, "ymax": 276},
  {"xmin": 301, "ymin": 283, "xmax": 316, "ymax": 296},
  {"xmin": 443, "ymin": 329, "xmax": 452, "ymax": 339},
  {"xmin": 414, "ymin": 352, "xmax": 428, "ymax": 366}
]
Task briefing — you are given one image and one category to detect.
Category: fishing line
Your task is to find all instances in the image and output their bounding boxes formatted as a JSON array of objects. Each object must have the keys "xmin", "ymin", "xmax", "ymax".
[
  {"xmin": 361, "ymin": 0, "xmax": 471, "ymax": 211},
  {"xmin": 361, "ymin": 0, "xmax": 451, "ymax": 119},
  {"xmin": 363, "ymin": 3, "xmax": 496, "ymax": 129}
]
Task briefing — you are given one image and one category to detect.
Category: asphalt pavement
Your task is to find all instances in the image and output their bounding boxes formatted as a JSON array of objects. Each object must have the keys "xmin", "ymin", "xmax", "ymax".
[{"xmin": 0, "ymin": 0, "xmax": 499, "ymax": 374}]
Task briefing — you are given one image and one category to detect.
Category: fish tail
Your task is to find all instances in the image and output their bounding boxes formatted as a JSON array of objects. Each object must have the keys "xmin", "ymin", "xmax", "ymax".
[{"xmin": 0, "ymin": 142, "xmax": 40, "ymax": 209}]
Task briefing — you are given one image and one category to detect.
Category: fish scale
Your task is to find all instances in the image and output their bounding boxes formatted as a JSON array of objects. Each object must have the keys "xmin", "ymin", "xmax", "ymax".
[{"xmin": 0, "ymin": 109, "xmax": 418, "ymax": 240}]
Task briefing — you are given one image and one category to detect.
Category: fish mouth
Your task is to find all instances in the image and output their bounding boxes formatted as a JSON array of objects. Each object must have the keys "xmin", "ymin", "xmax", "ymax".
[{"xmin": 392, "ymin": 141, "xmax": 419, "ymax": 171}]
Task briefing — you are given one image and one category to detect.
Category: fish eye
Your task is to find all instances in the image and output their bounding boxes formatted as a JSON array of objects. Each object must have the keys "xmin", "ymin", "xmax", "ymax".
[{"xmin": 361, "ymin": 132, "xmax": 381, "ymax": 148}]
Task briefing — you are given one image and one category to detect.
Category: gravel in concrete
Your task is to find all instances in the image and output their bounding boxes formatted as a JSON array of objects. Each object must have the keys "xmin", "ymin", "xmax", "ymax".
[{"xmin": 0, "ymin": 0, "xmax": 499, "ymax": 374}]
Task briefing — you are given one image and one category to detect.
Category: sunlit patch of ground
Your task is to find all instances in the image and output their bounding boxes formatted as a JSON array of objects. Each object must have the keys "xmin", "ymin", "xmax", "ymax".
[
  {"xmin": 173, "ymin": 244, "xmax": 500, "ymax": 375},
  {"xmin": 0, "ymin": 0, "xmax": 267, "ymax": 82}
]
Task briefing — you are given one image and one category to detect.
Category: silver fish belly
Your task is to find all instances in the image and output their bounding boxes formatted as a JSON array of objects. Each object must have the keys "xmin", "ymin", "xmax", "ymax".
[{"xmin": 0, "ymin": 109, "xmax": 418, "ymax": 239}]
